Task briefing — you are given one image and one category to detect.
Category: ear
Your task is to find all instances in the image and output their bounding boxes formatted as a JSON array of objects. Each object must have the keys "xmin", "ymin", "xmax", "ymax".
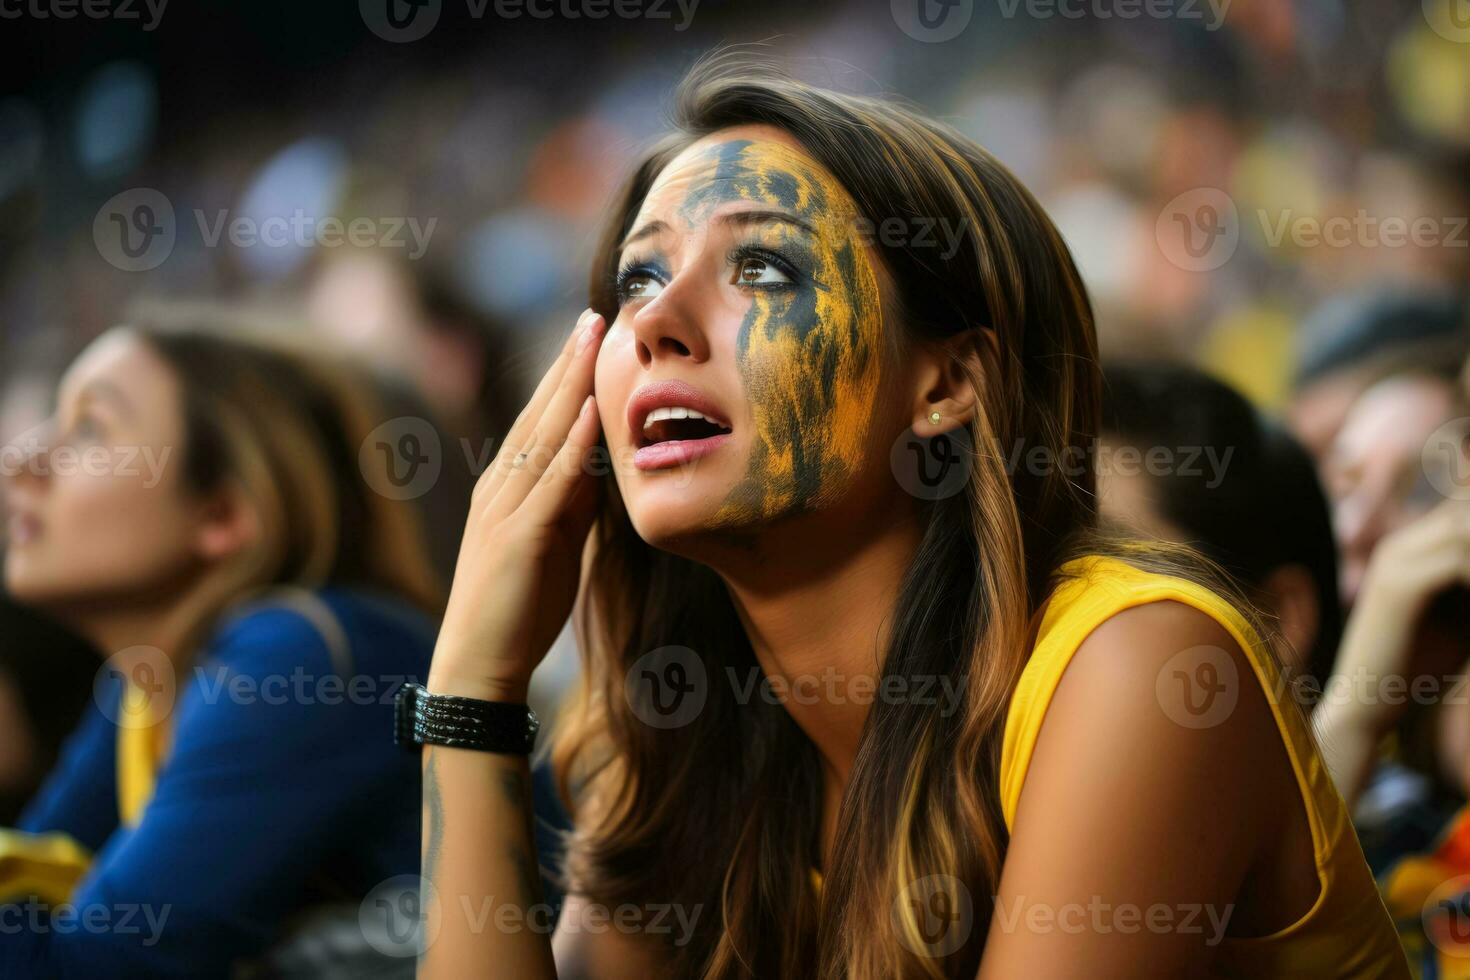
[
  {"xmin": 192, "ymin": 483, "xmax": 262, "ymax": 563},
  {"xmin": 1258, "ymin": 564, "xmax": 1320, "ymax": 678},
  {"xmin": 909, "ymin": 328, "xmax": 991, "ymax": 437}
]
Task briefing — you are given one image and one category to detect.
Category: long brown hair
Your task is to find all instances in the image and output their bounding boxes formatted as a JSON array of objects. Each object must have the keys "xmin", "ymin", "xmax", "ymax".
[
  {"xmin": 552, "ymin": 57, "xmax": 1241, "ymax": 978},
  {"xmin": 129, "ymin": 319, "xmax": 443, "ymax": 655}
]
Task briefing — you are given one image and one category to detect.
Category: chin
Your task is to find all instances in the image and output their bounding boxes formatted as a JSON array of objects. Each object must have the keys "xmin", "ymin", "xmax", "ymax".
[
  {"xmin": 4, "ymin": 566, "xmax": 62, "ymax": 608},
  {"xmin": 625, "ymin": 497, "xmax": 723, "ymax": 553},
  {"xmin": 612, "ymin": 438, "xmax": 748, "ymax": 548}
]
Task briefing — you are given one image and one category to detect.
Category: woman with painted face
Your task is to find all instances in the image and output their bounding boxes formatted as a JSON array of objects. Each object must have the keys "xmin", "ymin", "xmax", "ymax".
[
  {"xmin": 0, "ymin": 320, "xmax": 442, "ymax": 977},
  {"xmin": 410, "ymin": 61, "xmax": 1409, "ymax": 978}
]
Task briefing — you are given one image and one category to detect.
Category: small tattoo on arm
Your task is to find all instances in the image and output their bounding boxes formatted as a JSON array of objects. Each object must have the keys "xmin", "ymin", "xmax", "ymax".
[{"xmin": 423, "ymin": 750, "xmax": 445, "ymax": 888}]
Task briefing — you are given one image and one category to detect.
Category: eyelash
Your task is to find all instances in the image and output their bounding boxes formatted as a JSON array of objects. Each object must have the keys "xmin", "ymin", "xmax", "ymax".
[
  {"xmin": 726, "ymin": 245, "xmax": 802, "ymax": 289},
  {"xmin": 613, "ymin": 244, "xmax": 804, "ymax": 305},
  {"xmin": 614, "ymin": 263, "xmax": 664, "ymax": 304}
]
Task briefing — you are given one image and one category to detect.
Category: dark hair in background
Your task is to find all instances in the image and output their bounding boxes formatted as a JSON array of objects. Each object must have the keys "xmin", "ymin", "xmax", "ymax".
[
  {"xmin": 1103, "ymin": 362, "xmax": 1343, "ymax": 691},
  {"xmin": 0, "ymin": 597, "xmax": 97, "ymax": 824},
  {"xmin": 1293, "ymin": 288, "xmax": 1468, "ymax": 390},
  {"xmin": 128, "ymin": 319, "xmax": 445, "ymax": 656}
]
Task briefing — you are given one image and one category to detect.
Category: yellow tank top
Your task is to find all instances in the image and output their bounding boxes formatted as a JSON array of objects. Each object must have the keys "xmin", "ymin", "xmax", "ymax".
[{"xmin": 1001, "ymin": 555, "xmax": 1408, "ymax": 977}]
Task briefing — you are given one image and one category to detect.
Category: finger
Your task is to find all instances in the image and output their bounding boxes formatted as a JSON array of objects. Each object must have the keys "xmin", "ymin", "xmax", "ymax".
[
  {"xmin": 519, "ymin": 394, "xmax": 603, "ymax": 529},
  {"xmin": 478, "ymin": 310, "xmax": 604, "ymax": 504},
  {"xmin": 485, "ymin": 315, "xmax": 606, "ymax": 523},
  {"xmin": 477, "ymin": 310, "xmax": 596, "ymax": 487},
  {"xmin": 492, "ymin": 309, "xmax": 597, "ymax": 464}
]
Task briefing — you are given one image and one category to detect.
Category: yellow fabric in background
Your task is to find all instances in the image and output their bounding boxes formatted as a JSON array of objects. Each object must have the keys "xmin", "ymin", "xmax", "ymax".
[
  {"xmin": 0, "ymin": 679, "xmax": 166, "ymax": 906},
  {"xmin": 0, "ymin": 830, "xmax": 91, "ymax": 905},
  {"xmin": 116, "ymin": 678, "xmax": 168, "ymax": 827}
]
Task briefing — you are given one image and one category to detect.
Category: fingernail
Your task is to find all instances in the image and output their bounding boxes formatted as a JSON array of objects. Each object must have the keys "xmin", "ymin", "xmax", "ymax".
[{"xmin": 580, "ymin": 395, "xmax": 595, "ymax": 418}]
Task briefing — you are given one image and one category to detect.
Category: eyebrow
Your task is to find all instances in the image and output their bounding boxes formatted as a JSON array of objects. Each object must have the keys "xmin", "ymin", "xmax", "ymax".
[{"xmin": 618, "ymin": 209, "xmax": 817, "ymax": 253}]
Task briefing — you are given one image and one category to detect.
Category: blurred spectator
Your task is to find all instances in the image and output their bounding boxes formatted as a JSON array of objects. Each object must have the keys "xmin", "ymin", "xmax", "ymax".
[
  {"xmin": 0, "ymin": 318, "xmax": 442, "ymax": 977},
  {"xmin": 304, "ymin": 250, "xmax": 523, "ymax": 579},
  {"xmin": 1322, "ymin": 367, "xmax": 1465, "ymax": 607},
  {"xmin": 0, "ymin": 340, "xmax": 102, "ymax": 826},
  {"xmin": 1287, "ymin": 289, "xmax": 1467, "ymax": 462},
  {"xmin": 1316, "ymin": 366, "xmax": 1470, "ymax": 877},
  {"xmin": 1100, "ymin": 363, "xmax": 1342, "ymax": 692}
]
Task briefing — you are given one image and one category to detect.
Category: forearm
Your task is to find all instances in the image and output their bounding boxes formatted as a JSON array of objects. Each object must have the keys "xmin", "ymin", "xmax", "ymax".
[
  {"xmin": 419, "ymin": 745, "xmax": 556, "ymax": 978},
  {"xmin": 1316, "ymin": 702, "xmax": 1382, "ymax": 809},
  {"xmin": 1316, "ymin": 590, "xmax": 1411, "ymax": 808}
]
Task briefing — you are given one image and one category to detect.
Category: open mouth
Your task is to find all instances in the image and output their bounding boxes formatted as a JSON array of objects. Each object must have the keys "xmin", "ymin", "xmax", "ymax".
[
  {"xmin": 638, "ymin": 407, "xmax": 733, "ymax": 448},
  {"xmin": 632, "ymin": 405, "xmax": 734, "ymax": 472},
  {"xmin": 627, "ymin": 381, "xmax": 735, "ymax": 472}
]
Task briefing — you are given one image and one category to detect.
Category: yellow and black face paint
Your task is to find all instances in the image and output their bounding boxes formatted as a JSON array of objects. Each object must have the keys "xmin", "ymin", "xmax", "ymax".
[{"xmin": 671, "ymin": 139, "xmax": 884, "ymax": 525}]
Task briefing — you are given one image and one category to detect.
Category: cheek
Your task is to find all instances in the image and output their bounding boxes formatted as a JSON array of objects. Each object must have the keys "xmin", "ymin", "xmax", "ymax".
[
  {"xmin": 716, "ymin": 245, "xmax": 884, "ymax": 523},
  {"xmin": 39, "ymin": 474, "xmax": 194, "ymax": 585},
  {"xmin": 743, "ymin": 251, "xmax": 882, "ymax": 448}
]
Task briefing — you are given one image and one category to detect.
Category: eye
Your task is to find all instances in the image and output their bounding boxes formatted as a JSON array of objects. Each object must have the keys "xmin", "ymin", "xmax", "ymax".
[
  {"xmin": 66, "ymin": 412, "xmax": 103, "ymax": 443},
  {"xmin": 734, "ymin": 258, "xmax": 789, "ymax": 286},
  {"xmin": 615, "ymin": 264, "xmax": 666, "ymax": 305},
  {"xmin": 728, "ymin": 246, "xmax": 800, "ymax": 288}
]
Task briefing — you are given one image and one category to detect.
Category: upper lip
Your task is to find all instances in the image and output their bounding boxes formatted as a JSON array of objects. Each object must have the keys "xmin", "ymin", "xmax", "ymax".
[{"xmin": 626, "ymin": 379, "xmax": 732, "ymax": 444}]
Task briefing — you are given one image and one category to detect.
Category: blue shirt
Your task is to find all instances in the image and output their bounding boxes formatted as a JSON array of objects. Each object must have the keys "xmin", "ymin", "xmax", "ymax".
[{"xmin": 2, "ymin": 588, "xmax": 436, "ymax": 978}]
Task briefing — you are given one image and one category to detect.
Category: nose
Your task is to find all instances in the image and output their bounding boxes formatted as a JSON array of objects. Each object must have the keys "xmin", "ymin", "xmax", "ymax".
[
  {"xmin": 628, "ymin": 269, "xmax": 711, "ymax": 369},
  {"xmin": 2, "ymin": 425, "xmax": 49, "ymax": 484}
]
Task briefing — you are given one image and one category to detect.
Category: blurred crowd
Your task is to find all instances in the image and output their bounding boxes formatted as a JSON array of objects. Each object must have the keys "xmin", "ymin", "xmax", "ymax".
[{"xmin": 4, "ymin": 0, "xmax": 1470, "ymax": 974}]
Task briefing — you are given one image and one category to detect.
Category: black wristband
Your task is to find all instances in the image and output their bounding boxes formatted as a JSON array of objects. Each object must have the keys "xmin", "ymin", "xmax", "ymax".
[{"xmin": 394, "ymin": 682, "xmax": 539, "ymax": 755}]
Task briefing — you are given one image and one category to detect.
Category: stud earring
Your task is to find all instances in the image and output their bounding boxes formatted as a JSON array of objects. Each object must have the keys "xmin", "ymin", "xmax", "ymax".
[{"xmin": 928, "ymin": 411, "xmax": 942, "ymax": 425}]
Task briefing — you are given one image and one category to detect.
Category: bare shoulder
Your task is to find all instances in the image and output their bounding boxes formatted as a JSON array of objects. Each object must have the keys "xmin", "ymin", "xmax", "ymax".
[
  {"xmin": 1056, "ymin": 598, "xmax": 1274, "ymax": 751},
  {"xmin": 978, "ymin": 599, "xmax": 1291, "ymax": 975},
  {"xmin": 553, "ymin": 891, "xmax": 673, "ymax": 980}
]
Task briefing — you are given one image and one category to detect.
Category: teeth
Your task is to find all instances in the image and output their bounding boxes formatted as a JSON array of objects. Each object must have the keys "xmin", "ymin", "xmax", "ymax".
[{"xmin": 643, "ymin": 405, "xmax": 719, "ymax": 430}]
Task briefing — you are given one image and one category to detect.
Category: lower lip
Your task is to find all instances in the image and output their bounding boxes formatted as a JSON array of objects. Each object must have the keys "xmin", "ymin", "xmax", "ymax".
[{"xmin": 633, "ymin": 433, "xmax": 732, "ymax": 471}]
